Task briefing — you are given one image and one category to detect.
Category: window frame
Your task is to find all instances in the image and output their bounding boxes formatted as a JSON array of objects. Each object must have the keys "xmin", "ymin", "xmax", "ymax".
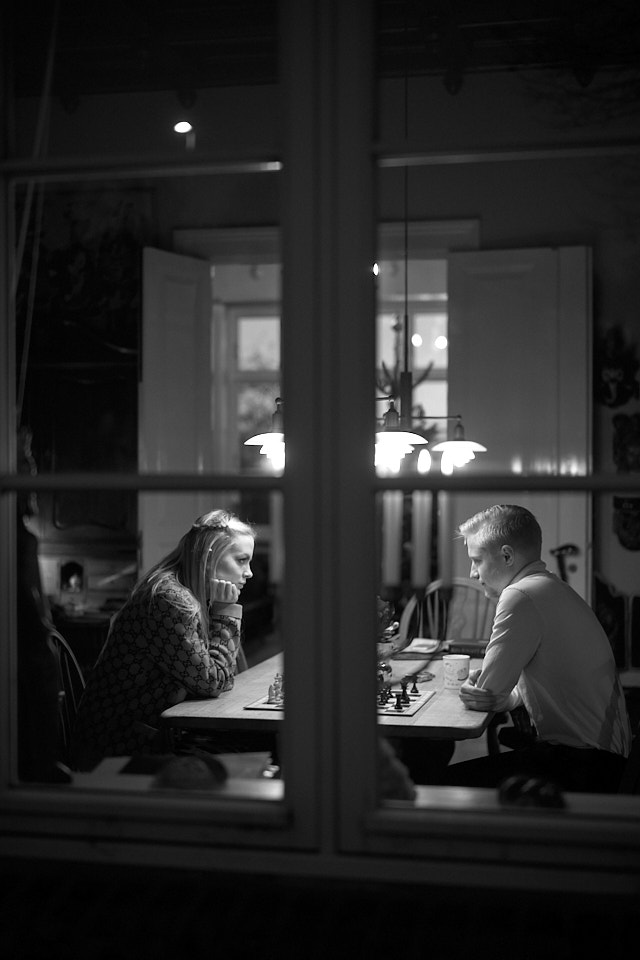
[{"xmin": 1, "ymin": 0, "xmax": 639, "ymax": 892}]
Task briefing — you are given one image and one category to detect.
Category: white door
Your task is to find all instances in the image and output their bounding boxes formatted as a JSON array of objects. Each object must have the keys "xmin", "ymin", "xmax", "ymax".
[
  {"xmin": 139, "ymin": 247, "xmax": 214, "ymax": 572},
  {"xmin": 447, "ymin": 246, "xmax": 592, "ymax": 599}
]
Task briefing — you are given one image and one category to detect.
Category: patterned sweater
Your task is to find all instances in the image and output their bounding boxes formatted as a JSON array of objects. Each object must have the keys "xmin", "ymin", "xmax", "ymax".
[{"xmin": 70, "ymin": 577, "xmax": 242, "ymax": 770}]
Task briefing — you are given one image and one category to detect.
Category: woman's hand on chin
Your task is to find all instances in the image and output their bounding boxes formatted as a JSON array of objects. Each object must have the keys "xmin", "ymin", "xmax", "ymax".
[{"xmin": 209, "ymin": 579, "xmax": 240, "ymax": 604}]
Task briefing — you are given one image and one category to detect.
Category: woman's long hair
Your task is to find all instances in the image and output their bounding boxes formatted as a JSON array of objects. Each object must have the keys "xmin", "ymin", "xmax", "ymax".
[{"xmin": 127, "ymin": 510, "xmax": 256, "ymax": 634}]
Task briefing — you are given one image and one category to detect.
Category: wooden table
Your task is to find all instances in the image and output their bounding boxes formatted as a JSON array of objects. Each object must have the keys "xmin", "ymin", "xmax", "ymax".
[{"xmin": 160, "ymin": 652, "xmax": 492, "ymax": 741}]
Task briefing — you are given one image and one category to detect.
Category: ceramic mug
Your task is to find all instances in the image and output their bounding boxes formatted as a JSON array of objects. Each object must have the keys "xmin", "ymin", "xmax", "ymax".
[{"xmin": 443, "ymin": 654, "xmax": 470, "ymax": 689}]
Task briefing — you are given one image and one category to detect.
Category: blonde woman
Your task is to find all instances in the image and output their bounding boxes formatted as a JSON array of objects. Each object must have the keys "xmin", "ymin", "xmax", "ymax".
[{"xmin": 71, "ymin": 510, "xmax": 255, "ymax": 771}]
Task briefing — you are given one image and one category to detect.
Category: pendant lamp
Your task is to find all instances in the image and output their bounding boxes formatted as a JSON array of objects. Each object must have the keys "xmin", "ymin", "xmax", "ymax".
[
  {"xmin": 432, "ymin": 416, "xmax": 487, "ymax": 474},
  {"xmin": 244, "ymin": 397, "xmax": 285, "ymax": 471},
  {"xmin": 375, "ymin": 12, "xmax": 486, "ymax": 475}
]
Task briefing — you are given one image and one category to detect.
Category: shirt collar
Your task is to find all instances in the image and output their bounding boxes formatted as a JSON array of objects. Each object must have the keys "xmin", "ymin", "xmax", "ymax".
[{"xmin": 506, "ymin": 559, "xmax": 547, "ymax": 588}]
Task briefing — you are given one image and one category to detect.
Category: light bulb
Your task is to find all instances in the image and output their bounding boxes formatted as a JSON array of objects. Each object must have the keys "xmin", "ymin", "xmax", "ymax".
[
  {"xmin": 258, "ymin": 438, "xmax": 285, "ymax": 472},
  {"xmin": 375, "ymin": 441, "xmax": 412, "ymax": 474},
  {"xmin": 417, "ymin": 448, "xmax": 432, "ymax": 474},
  {"xmin": 440, "ymin": 451, "xmax": 454, "ymax": 475}
]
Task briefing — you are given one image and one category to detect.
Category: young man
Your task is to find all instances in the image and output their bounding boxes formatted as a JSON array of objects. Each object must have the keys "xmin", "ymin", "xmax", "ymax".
[{"xmin": 445, "ymin": 504, "xmax": 631, "ymax": 794}]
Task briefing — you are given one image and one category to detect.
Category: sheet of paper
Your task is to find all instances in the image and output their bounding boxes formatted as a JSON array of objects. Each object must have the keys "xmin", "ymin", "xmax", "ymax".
[{"xmin": 401, "ymin": 638, "xmax": 440, "ymax": 655}]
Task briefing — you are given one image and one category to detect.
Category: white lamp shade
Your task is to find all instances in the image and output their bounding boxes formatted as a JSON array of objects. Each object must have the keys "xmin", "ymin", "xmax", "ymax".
[
  {"xmin": 245, "ymin": 431, "xmax": 285, "ymax": 446},
  {"xmin": 432, "ymin": 438, "xmax": 486, "ymax": 469}
]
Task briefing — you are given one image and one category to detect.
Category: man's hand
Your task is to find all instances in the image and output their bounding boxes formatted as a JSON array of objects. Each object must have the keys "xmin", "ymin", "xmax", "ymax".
[{"xmin": 459, "ymin": 669, "xmax": 510, "ymax": 712}]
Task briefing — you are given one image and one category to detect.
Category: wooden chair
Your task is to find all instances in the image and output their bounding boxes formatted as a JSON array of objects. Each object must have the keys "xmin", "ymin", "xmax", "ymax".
[
  {"xmin": 398, "ymin": 578, "xmax": 496, "ymax": 646},
  {"xmin": 399, "ymin": 580, "xmax": 533, "ymax": 755},
  {"xmin": 48, "ymin": 628, "xmax": 86, "ymax": 766}
]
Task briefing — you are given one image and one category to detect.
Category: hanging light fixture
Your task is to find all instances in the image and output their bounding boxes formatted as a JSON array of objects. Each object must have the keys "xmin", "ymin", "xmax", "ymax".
[
  {"xmin": 432, "ymin": 415, "xmax": 487, "ymax": 474},
  {"xmin": 375, "ymin": 128, "xmax": 429, "ymax": 476},
  {"xmin": 373, "ymin": 208, "xmax": 485, "ymax": 474},
  {"xmin": 375, "ymin": 377, "xmax": 429, "ymax": 475},
  {"xmin": 245, "ymin": 8, "xmax": 485, "ymax": 477},
  {"xmin": 375, "ymin": 3, "xmax": 485, "ymax": 476},
  {"xmin": 244, "ymin": 397, "xmax": 285, "ymax": 471}
]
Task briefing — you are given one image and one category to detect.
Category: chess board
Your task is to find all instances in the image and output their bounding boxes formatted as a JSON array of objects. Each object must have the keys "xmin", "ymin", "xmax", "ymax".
[
  {"xmin": 244, "ymin": 696, "xmax": 285, "ymax": 712},
  {"xmin": 244, "ymin": 684, "xmax": 436, "ymax": 715},
  {"xmin": 377, "ymin": 687, "xmax": 435, "ymax": 716}
]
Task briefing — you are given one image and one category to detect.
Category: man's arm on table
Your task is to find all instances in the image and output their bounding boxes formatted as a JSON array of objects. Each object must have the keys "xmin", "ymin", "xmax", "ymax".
[{"xmin": 459, "ymin": 590, "xmax": 541, "ymax": 713}]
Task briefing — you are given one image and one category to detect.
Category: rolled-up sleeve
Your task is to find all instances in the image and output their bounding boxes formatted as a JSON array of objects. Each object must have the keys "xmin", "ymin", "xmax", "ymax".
[{"xmin": 476, "ymin": 588, "xmax": 542, "ymax": 709}]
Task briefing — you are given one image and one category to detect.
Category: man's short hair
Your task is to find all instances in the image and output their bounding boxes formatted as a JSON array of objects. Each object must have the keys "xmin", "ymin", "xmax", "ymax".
[{"xmin": 458, "ymin": 504, "xmax": 542, "ymax": 557}]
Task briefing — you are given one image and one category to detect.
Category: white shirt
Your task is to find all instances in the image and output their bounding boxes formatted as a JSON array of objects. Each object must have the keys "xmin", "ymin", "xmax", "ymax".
[{"xmin": 478, "ymin": 561, "xmax": 631, "ymax": 756}]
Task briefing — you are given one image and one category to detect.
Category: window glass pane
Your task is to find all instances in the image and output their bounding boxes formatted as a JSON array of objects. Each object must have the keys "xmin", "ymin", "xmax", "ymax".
[
  {"xmin": 17, "ymin": 481, "xmax": 285, "ymax": 796},
  {"xmin": 413, "ymin": 381, "xmax": 447, "ymax": 433},
  {"xmin": 376, "ymin": 311, "xmax": 402, "ymax": 373},
  {"xmin": 12, "ymin": 165, "xmax": 285, "ymax": 801},
  {"xmin": 377, "ymin": 309, "xmax": 447, "ymax": 379},
  {"xmin": 376, "ymin": 258, "xmax": 449, "ymax": 476},
  {"xmin": 9, "ymin": 2, "xmax": 279, "ymax": 163},
  {"xmin": 413, "ymin": 312, "xmax": 448, "ymax": 375},
  {"xmin": 238, "ymin": 317, "xmax": 280, "ymax": 371}
]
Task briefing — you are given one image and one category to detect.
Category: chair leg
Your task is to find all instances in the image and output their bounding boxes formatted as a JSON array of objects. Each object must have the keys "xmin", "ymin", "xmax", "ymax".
[
  {"xmin": 498, "ymin": 705, "xmax": 536, "ymax": 750},
  {"xmin": 485, "ymin": 712, "xmax": 508, "ymax": 755},
  {"xmin": 486, "ymin": 726, "xmax": 501, "ymax": 755}
]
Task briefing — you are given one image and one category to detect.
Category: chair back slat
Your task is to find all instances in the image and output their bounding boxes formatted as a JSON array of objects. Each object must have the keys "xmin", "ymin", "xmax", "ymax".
[
  {"xmin": 424, "ymin": 578, "xmax": 496, "ymax": 642},
  {"xmin": 49, "ymin": 629, "xmax": 86, "ymax": 766},
  {"xmin": 397, "ymin": 579, "xmax": 496, "ymax": 651}
]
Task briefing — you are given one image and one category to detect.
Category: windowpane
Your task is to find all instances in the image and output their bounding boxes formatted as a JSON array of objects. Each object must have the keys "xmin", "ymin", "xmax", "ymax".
[
  {"xmin": 376, "ymin": 311, "xmax": 403, "ymax": 373},
  {"xmin": 11, "ymin": 168, "xmax": 286, "ymax": 804},
  {"xmin": 16, "ymin": 483, "xmax": 285, "ymax": 797},
  {"xmin": 413, "ymin": 312, "xmax": 448, "ymax": 375},
  {"xmin": 8, "ymin": 1, "xmax": 279, "ymax": 163},
  {"xmin": 413, "ymin": 381, "xmax": 447, "ymax": 432},
  {"xmin": 238, "ymin": 317, "xmax": 281, "ymax": 371}
]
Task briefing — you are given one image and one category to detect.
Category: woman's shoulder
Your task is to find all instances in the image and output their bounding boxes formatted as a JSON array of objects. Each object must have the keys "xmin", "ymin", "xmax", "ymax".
[
  {"xmin": 126, "ymin": 574, "xmax": 197, "ymax": 616},
  {"xmin": 155, "ymin": 573, "xmax": 189, "ymax": 598},
  {"xmin": 154, "ymin": 575, "xmax": 198, "ymax": 608}
]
